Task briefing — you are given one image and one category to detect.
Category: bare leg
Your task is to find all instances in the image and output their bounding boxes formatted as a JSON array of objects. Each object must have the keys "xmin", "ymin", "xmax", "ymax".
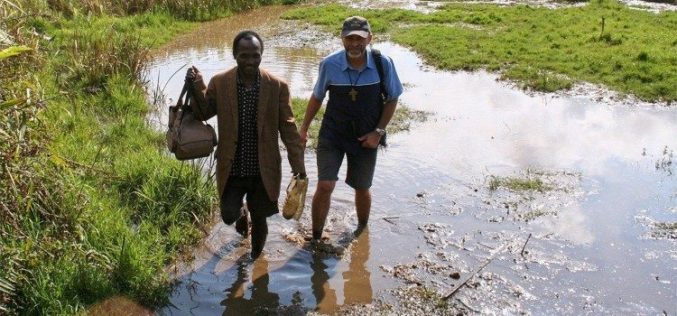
[
  {"xmin": 311, "ymin": 180, "xmax": 336, "ymax": 240},
  {"xmin": 355, "ymin": 189, "xmax": 371, "ymax": 227}
]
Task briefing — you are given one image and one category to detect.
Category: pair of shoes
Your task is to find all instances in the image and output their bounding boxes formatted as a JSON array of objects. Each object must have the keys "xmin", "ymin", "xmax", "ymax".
[
  {"xmin": 235, "ymin": 209, "xmax": 249, "ymax": 238},
  {"xmin": 250, "ymin": 219, "xmax": 268, "ymax": 259}
]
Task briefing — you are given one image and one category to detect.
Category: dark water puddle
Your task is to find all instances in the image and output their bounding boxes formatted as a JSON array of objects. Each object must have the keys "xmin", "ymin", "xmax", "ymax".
[{"xmin": 146, "ymin": 5, "xmax": 676, "ymax": 315}]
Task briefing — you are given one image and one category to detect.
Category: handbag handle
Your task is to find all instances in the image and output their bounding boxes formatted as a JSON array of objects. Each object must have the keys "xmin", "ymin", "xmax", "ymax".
[
  {"xmin": 183, "ymin": 79, "xmax": 209, "ymax": 119},
  {"xmin": 176, "ymin": 81, "xmax": 189, "ymax": 108}
]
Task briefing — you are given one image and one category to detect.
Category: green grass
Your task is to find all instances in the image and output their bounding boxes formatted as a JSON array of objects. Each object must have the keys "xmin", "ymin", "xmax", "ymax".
[
  {"xmin": 283, "ymin": 1, "xmax": 677, "ymax": 103},
  {"xmin": 488, "ymin": 175, "xmax": 550, "ymax": 192},
  {"xmin": 1, "ymin": 0, "xmax": 301, "ymax": 314},
  {"xmin": 292, "ymin": 97, "xmax": 323, "ymax": 147}
]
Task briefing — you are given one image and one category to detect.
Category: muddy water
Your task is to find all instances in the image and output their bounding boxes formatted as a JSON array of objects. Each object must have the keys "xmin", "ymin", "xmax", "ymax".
[{"xmin": 147, "ymin": 5, "xmax": 676, "ymax": 315}]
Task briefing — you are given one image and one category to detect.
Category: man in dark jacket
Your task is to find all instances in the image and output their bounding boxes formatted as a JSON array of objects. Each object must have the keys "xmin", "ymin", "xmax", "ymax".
[{"xmin": 187, "ymin": 30, "xmax": 306, "ymax": 258}]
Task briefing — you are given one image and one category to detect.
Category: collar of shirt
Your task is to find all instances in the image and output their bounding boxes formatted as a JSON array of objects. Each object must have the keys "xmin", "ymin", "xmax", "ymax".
[{"xmin": 341, "ymin": 48, "xmax": 375, "ymax": 72}]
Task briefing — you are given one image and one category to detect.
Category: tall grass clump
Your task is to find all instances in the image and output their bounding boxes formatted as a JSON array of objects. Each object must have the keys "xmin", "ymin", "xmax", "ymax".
[
  {"xmin": 1, "ymin": 0, "xmax": 54, "ymax": 313},
  {"xmin": 57, "ymin": 28, "xmax": 148, "ymax": 90},
  {"xmin": 0, "ymin": 0, "xmax": 309, "ymax": 313},
  {"xmin": 25, "ymin": 0, "xmax": 301, "ymax": 21}
]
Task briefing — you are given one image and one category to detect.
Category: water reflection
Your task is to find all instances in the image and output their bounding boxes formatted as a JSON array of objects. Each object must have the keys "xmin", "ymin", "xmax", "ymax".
[
  {"xmin": 310, "ymin": 252, "xmax": 338, "ymax": 313},
  {"xmin": 538, "ymin": 204, "xmax": 595, "ymax": 245},
  {"xmin": 221, "ymin": 256, "xmax": 279, "ymax": 315},
  {"xmin": 311, "ymin": 228, "xmax": 372, "ymax": 313},
  {"xmin": 152, "ymin": 5, "xmax": 676, "ymax": 315},
  {"xmin": 342, "ymin": 228, "xmax": 372, "ymax": 306},
  {"xmin": 163, "ymin": 227, "xmax": 375, "ymax": 315}
]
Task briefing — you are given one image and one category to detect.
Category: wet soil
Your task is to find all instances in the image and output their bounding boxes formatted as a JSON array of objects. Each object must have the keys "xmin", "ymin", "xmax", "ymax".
[{"xmin": 146, "ymin": 4, "xmax": 676, "ymax": 316}]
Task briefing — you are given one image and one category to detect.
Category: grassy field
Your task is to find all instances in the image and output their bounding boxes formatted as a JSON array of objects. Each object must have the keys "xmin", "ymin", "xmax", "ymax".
[
  {"xmin": 0, "ymin": 0, "xmax": 298, "ymax": 314},
  {"xmin": 283, "ymin": 0, "xmax": 677, "ymax": 103}
]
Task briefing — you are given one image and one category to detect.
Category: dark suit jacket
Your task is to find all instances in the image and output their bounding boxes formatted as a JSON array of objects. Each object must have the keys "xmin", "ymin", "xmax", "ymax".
[{"xmin": 190, "ymin": 67, "xmax": 305, "ymax": 201}]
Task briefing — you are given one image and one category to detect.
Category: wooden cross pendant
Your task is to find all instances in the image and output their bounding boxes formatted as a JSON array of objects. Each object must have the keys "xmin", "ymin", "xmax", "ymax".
[{"xmin": 349, "ymin": 88, "xmax": 358, "ymax": 102}]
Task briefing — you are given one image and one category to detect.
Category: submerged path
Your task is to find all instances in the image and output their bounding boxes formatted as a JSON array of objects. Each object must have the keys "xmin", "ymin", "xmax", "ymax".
[{"xmin": 147, "ymin": 5, "xmax": 677, "ymax": 315}]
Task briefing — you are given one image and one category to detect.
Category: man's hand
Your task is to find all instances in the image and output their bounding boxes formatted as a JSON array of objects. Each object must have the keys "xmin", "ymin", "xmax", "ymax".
[
  {"xmin": 357, "ymin": 131, "xmax": 380, "ymax": 149},
  {"xmin": 299, "ymin": 128, "xmax": 309, "ymax": 149},
  {"xmin": 185, "ymin": 65, "xmax": 202, "ymax": 82}
]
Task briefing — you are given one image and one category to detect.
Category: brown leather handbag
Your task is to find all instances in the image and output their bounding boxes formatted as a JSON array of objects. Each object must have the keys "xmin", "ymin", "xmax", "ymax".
[{"xmin": 166, "ymin": 81, "xmax": 217, "ymax": 160}]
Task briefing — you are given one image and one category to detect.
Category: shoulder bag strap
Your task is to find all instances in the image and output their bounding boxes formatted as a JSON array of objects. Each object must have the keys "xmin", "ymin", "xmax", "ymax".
[{"xmin": 371, "ymin": 48, "xmax": 388, "ymax": 102}]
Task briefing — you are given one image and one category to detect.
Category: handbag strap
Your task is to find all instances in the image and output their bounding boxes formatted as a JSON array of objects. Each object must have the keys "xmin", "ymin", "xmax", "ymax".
[
  {"xmin": 176, "ymin": 81, "xmax": 189, "ymax": 108},
  {"xmin": 184, "ymin": 78, "xmax": 209, "ymax": 119}
]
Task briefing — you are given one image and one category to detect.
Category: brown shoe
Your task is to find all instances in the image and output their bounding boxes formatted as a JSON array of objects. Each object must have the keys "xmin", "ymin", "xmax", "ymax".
[{"xmin": 235, "ymin": 209, "xmax": 249, "ymax": 238}]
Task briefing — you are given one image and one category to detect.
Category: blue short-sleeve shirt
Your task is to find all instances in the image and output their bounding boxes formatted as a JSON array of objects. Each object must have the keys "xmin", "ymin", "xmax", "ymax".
[
  {"xmin": 312, "ymin": 48, "xmax": 403, "ymax": 103},
  {"xmin": 312, "ymin": 48, "xmax": 403, "ymax": 154}
]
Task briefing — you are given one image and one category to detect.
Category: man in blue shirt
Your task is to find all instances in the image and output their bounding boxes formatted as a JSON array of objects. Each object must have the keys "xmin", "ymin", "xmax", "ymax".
[{"xmin": 300, "ymin": 16, "xmax": 403, "ymax": 241}]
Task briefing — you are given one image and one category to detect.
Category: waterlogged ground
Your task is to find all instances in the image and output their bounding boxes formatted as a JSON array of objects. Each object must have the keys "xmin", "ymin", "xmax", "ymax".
[
  {"xmin": 335, "ymin": 0, "xmax": 677, "ymax": 12},
  {"xmin": 146, "ymin": 5, "xmax": 676, "ymax": 315}
]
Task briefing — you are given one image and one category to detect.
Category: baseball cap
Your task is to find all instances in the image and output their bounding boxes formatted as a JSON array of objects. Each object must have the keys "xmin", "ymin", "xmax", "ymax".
[{"xmin": 341, "ymin": 16, "xmax": 371, "ymax": 38}]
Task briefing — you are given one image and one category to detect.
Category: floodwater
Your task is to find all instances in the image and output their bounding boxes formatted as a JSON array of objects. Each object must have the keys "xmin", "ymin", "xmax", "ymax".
[{"xmin": 146, "ymin": 5, "xmax": 676, "ymax": 315}]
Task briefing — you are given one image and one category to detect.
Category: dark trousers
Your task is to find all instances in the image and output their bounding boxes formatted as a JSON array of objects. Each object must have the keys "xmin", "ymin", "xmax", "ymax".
[
  {"xmin": 220, "ymin": 176, "xmax": 278, "ymax": 224},
  {"xmin": 220, "ymin": 176, "xmax": 276, "ymax": 256}
]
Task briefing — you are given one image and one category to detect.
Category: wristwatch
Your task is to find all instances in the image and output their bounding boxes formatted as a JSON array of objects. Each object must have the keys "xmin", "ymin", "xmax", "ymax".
[{"xmin": 374, "ymin": 128, "xmax": 386, "ymax": 137}]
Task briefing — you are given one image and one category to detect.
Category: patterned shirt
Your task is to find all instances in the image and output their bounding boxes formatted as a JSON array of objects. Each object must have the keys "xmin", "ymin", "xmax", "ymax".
[{"xmin": 230, "ymin": 71, "xmax": 261, "ymax": 177}]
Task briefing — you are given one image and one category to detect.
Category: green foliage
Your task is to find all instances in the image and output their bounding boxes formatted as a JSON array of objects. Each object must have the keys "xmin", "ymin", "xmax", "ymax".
[
  {"xmin": 47, "ymin": 24, "xmax": 149, "ymax": 90},
  {"xmin": 285, "ymin": 2, "xmax": 677, "ymax": 103},
  {"xmin": 15, "ymin": 0, "xmax": 303, "ymax": 21},
  {"xmin": 389, "ymin": 106, "xmax": 429, "ymax": 133},
  {"xmin": 292, "ymin": 97, "xmax": 322, "ymax": 148},
  {"xmin": 0, "ymin": 46, "xmax": 32, "ymax": 60},
  {"xmin": 489, "ymin": 175, "xmax": 550, "ymax": 192},
  {"xmin": 114, "ymin": 154, "xmax": 215, "ymax": 240},
  {"xmin": 502, "ymin": 66, "xmax": 573, "ymax": 92},
  {"xmin": 0, "ymin": 0, "xmax": 277, "ymax": 313},
  {"xmin": 282, "ymin": 4, "xmax": 418, "ymax": 34}
]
